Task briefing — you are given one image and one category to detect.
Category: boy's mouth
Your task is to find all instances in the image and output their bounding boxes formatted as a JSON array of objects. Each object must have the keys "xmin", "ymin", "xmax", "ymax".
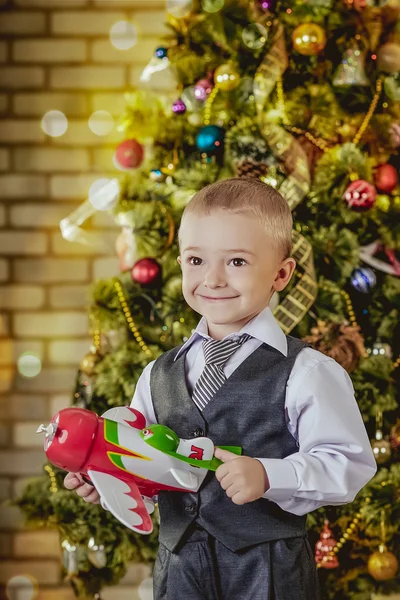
[{"xmin": 199, "ymin": 295, "xmax": 239, "ymax": 301}]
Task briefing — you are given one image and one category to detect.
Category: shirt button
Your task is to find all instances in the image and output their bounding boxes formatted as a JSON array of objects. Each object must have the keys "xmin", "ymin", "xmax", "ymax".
[{"xmin": 193, "ymin": 428, "xmax": 204, "ymax": 437}]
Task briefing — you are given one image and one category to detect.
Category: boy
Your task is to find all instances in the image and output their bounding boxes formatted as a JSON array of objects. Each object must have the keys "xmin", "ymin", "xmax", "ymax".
[{"xmin": 65, "ymin": 178, "xmax": 376, "ymax": 600}]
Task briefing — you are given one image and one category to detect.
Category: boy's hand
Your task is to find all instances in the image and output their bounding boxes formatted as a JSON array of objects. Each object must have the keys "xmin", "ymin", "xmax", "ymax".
[
  {"xmin": 64, "ymin": 472, "xmax": 101, "ymax": 504},
  {"xmin": 214, "ymin": 448, "xmax": 269, "ymax": 505}
]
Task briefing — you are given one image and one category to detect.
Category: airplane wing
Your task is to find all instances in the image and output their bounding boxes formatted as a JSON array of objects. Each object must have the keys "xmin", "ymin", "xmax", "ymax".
[
  {"xmin": 101, "ymin": 406, "xmax": 146, "ymax": 430},
  {"xmin": 88, "ymin": 469, "xmax": 153, "ymax": 535}
]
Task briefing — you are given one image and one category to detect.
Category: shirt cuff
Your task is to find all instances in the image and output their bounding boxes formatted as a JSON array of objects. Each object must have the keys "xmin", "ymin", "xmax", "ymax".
[{"xmin": 255, "ymin": 458, "xmax": 299, "ymax": 502}]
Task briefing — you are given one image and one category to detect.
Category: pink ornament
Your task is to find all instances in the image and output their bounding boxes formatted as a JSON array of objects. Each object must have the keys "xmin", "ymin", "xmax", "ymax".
[
  {"xmin": 172, "ymin": 98, "xmax": 186, "ymax": 114},
  {"xmin": 344, "ymin": 179, "xmax": 377, "ymax": 211},
  {"xmin": 194, "ymin": 78, "xmax": 214, "ymax": 101},
  {"xmin": 374, "ymin": 163, "xmax": 398, "ymax": 194},
  {"xmin": 115, "ymin": 139, "xmax": 144, "ymax": 170},
  {"xmin": 131, "ymin": 257, "xmax": 161, "ymax": 286}
]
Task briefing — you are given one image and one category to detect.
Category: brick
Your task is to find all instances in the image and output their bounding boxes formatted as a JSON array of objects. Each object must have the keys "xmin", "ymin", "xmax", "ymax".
[
  {"xmin": 0, "ymin": 367, "xmax": 13, "ymax": 393},
  {"xmin": 90, "ymin": 39, "xmax": 155, "ymax": 64},
  {"xmin": 49, "ymin": 339, "xmax": 92, "ymax": 365},
  {"xmin": 0, "ymin": 42, "xmax": 7, "ymax": 63},
  {"xmin": 14, "ymin": 148, "xmax": 90, "ymax": 172},
  {"xmin": 14, "ymin": 312, "xmax": 88, "ymax": 337},
  {"xmin": 0, "ymin": 286, "xmax": 44, "ymax": 310},
  {"xmin": 49, "ymin": 393, "xmax": 71, "ymax": 416},
  {"xmin": 94, "ymin": 0, "xmax": 164, "ymax": 5},
  {"xmin": 0, "ymin": 478, "xmax": 11, "ymax": 501},
  {"xmin": 0, "ymin": 533, "xmax": 12, "ymax": 558},
  {"xmin": 0, "ymin": 313, "xmax": 9, "ymax": 335},
  {"xmin": 0, "ymin": 260, "xmax": 8, "ymax": 282},
  {"xmin": 50, "ymin": 173, "xmax": 110, "ymax": 199},
  {"xmin": 14, "ymin": 422, "xmax": 47, "ymax": 448},
  {"xmin": 0, "ymin": 175, "xmax": 47, "ymax": 199},
  {"xmin": 102, "ymin": 587, "xmax": 144, "ymax": 600},
  {"xmin": 10, "ymin": 203, "xmax": 78, "ymax": 228},
  {"xmin": 0, "ymin": 232, "xmax": 47, "ymax": 255},
  {"xmin": 0, "ymin": 12, "xmax": 46, "ymax": 35},
  {"xmin": 15, "ymin": 367, "xmax": 77, "ymax": 392},
  {"xmin": 13, "ymin": 531, "xmax": 61, "ymax": 558},
  {"xmin": 0, "ymin": 395, "xmax": 49, "ymax": 421},
  {"xmin": 37, "ymin": 588, "xmax": 76, "ymax": 600},
  {"xmin": 0, "ymin": 66, "xmax": 44, "ymax": 89},
  {"xmin": 14, "ymin": 258, "xmax": 89, "ymax": 283},
  {"xmin": 93, "ymin": 257, "xmax": 119, "ymax": 279},
  {"xmin": 0, "ymin": 205, "xmax": 5, "ymax": 226},
  {"xmin": 13, "ymin": 40, "xmax": 87, "ymax": 63},
  {"xmin": 49, "ymin": 285, "xmax": 89, "ymax": 309},
  {"xmin": 0, "ymin": 450, "xmax": 45, "ymax": 476},
  {"xmin": 0, "ymin": 339, "xmax": 44, "ymax": 365},
  {"xmin": 0, "ymin": 93, "xmax": 8, "ymax": 113},
  {"xmin": 14, "ymin": 93, "xmax": 88, "ymax": 117},
  {"xmin": 52, "ymin": 231, "xmax": 117, "ymax": 255},
  {"xmin": 52, "ymin": 11, "xmax": 125, "ymax": 35},
  {"xmin": 16, "ymin": 0, "xmax": 88, "ymax": 5},
  {"xmin": 12, "ymin": 475, "xmax": 39, "ymax": 499},
  {"xmin": 91, "ymin": 92, "xmax": 128, "ymax": 115},
  {"xmin": 51, "ymin": 66, "xmax": 125, "ymax": 90},
  {"xmin": 92, "ymin": 147, "xmax": 116, "ymax": 170},
  {"xmin": 0, "ymin": 148, "xmax": 9, "ymax": 171},
  {"xmin": 0, "ymin": 505, "xmax": 23, "ymax": 530},
  {"xmin": 0, "ymin": 120, "xmax": 45, "ymax": 143},
  {"xmin": 52, "ymin": 120, "xmax": 120, "ymax": 146},
  {"xmin": 0, "ymin": 424, "xmax": 10, "ymax": 446},
  {"xmin": 0, "ymin": 560, "xmax": 60, "ymax": 585},
  {"xmin": 134, "ymin": 10, "xmax": 169, "ymax": 36}
]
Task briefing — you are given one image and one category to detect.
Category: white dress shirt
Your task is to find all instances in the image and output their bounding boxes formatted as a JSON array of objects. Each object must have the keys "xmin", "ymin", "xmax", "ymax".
[{"xmin": 130, "ymin": 305, "xmax": 377, "ymax": 516}]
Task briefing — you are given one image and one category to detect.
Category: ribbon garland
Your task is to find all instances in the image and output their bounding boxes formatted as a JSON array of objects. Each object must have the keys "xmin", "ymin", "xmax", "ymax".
[{"xmin": 254, "ymin": 26, "xmax": 318, "ymax": 334}]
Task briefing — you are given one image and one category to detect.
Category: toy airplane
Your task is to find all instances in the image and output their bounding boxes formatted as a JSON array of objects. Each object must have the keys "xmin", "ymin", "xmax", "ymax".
[{"xmin": 37, "ymin": 406, "xmax": 241, "ymax": 535}]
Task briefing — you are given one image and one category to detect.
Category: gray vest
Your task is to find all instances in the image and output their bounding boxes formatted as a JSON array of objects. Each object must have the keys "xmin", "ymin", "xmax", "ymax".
[{"xmin": 150, "ymin": 336, "xmax": 308, "ymax": 552}]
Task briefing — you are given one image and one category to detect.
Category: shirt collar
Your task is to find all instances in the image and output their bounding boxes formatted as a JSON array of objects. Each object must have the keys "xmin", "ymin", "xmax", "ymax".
[{"xmin": 174, "ymin": 305, "xmax": 288, "ymax": 361}]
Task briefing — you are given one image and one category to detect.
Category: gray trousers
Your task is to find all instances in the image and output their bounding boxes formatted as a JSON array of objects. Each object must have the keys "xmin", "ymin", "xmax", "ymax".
[{"xmin": 153, "ymin": 526, "xmax": 320, "ymax": 600}]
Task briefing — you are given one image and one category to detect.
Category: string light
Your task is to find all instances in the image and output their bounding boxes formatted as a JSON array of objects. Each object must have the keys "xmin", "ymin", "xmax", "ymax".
[{"xmin": 204, "ymin": 86, "xmax": 219, "ymax": 125}]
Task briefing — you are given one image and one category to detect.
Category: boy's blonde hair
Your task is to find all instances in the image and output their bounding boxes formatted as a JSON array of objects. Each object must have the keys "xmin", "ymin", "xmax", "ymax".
[{"xmin": 180, "ymin": 177, "xmax": 293, "ymax": 259}]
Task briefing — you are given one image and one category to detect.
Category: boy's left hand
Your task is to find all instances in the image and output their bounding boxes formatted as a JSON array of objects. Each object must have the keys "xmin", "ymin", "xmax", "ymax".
[{"xmin": 214, "ymin": 448, "xmax": 270, "ymax": 505}]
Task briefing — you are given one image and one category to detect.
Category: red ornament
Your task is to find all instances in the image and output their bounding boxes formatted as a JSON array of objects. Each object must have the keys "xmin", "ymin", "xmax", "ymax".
[
  {"xmin": 315, "ymin": 520, "xmax": 339, "ymax": 569},
  {"xmin": 115, "ymin": 139, "xmax": 144, "ymax": 170},
  {"xmin": 131, "ymin": 258, "xmax": 161, "ymax": 286},
  {"xmin": 374, "ymin": 164, "xmax": 399, "ymax": 194},
  {"xmin": 344, "ymin": 179, "xmax": 377, "ymax": 211}
]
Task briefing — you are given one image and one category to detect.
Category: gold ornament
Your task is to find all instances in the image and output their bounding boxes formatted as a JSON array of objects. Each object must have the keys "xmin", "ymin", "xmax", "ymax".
[
  {"xmin": 392, "ymin": 195, "xmax": 400, "ymax": 210},
  {"xmin": 375, "ymin": 193, "xmax": 391, "ymax": 212},
  {"xmin": 371, "ymin": 412, "xmax": 392, "ymax": 464},
  {"xmin": 214, "ymin": 63, "xmax": 240, "ymax": 91},
  {"xmin": 292, "ymin": 23, "xmax": 327, "ymax": 56},
  {"xmin": 368, "ymin": 545, "xmax": 399, "ymax": 581},
  {"xmin": 79, "ymin": 350, "xmax": 101, "ymax": 376},
  {"xmin": 377, "ymin": 42, "xmax": 400, "ymax": 73}
]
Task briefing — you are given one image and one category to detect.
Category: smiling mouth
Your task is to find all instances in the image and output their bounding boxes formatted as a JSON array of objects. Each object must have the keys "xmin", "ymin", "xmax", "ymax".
[{"xmin": 199, "ymin": 295, "xmax": 238, "ymax": 301}]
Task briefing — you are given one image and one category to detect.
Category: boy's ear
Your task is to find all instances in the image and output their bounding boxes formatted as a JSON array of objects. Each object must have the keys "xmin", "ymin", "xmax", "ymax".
[
  {"xmin": 177, "ymin": 256, "xmax": 182, "ymax": 266},
  {"xmin": 273, "ymin": 258, "xmax": 296, "ymax": 293}
]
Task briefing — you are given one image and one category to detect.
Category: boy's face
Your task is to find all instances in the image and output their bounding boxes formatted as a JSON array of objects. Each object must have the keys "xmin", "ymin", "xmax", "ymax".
[{"xmin": 178, "ymin": 210, "xmax": 296, "ymax": 339}]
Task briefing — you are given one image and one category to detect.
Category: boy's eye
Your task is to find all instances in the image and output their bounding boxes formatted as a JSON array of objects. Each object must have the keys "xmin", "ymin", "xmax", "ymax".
[
  {"xmin": 230, "ymin": 258, "xmax": 247, "ymax": 267},
  {"xmin": 188, "ymin": 256, "xmax": 203, "ymax": 266}
]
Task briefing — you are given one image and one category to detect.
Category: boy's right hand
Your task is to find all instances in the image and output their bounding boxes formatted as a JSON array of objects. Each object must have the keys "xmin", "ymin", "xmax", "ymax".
[{"xmin": 64, "ymin": 472, "xmax": 101, "ymax": 504}]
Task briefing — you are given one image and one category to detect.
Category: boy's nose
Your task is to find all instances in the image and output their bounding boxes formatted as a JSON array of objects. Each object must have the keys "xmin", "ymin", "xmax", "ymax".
[{"xmin": 203, "ymin": 267, "xmax": 226, "ymax": 288}]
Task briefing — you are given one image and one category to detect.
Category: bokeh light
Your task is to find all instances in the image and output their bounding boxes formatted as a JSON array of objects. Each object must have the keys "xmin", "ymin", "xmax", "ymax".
[
  {"xmin": 202, "ymin": 0, "xmax": 224, "ymax": 12},
  {"xmin": 17, "ymin": 353, "xmax": 42, "ymax": 379},
  {"xmin": 166, "ymin": 0, "xmax": 193, "ymax": 18},
  {"xmin": 110, "ymin": 21, "xmax": 137, "ymax": 50},
  {"xmin": 6, "ymin": 575, "xmax": 38, "ymax": 600},
  {"xmin": 88, "ymin": 111, "xmax": 114, "ymax": 136},
  {"xmin": 41, "ymin": 110, "xmax": 68, "ymax": 137}
]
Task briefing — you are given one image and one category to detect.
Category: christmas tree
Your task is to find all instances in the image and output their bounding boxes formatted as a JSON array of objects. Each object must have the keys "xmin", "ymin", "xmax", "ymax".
[{"xmin": 17, "ymin": 0, "xmax": 400, "ymax": 598}]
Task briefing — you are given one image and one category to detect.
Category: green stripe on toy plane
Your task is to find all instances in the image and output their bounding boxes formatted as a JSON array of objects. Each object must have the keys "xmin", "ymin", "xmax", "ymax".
[{"xmin": 162, "ymin": 445, "xmax": 242, "ymax": 472}]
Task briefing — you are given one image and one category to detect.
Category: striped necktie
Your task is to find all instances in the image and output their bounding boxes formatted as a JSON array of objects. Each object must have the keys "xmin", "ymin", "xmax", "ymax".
[{"xmin": 192, "ymin": 334, "xmax": 251, "ymax": 411}]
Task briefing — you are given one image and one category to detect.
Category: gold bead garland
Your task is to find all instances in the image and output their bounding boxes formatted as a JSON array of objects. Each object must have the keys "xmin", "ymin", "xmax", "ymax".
[
  {"xmin": 319, "ymin": 280, "xmax": 358, "ymax": 328},
  {"xmin": 316, "ymin": 500, "xmax": 370, "ymax": 568},
  {"xmin": 204, "ymin": 86, "xmax": 219, "ymax": 125},
  {"xmin": 44, "ymin": 464, "xmax": 58, "ymax": 493},
  {"xmin": 352, "ymin": 79, "xmax": 382, "ymax": 146},
  {"xmin": 114, "ymin": 280, "xmax": 152, "ymax": 357}
]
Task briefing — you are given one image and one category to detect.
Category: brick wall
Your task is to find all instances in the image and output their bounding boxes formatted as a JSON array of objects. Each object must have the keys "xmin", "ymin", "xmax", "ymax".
[{"xmin": 0, "ymin": 1, "xmax": 167, "ymax": 598}]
